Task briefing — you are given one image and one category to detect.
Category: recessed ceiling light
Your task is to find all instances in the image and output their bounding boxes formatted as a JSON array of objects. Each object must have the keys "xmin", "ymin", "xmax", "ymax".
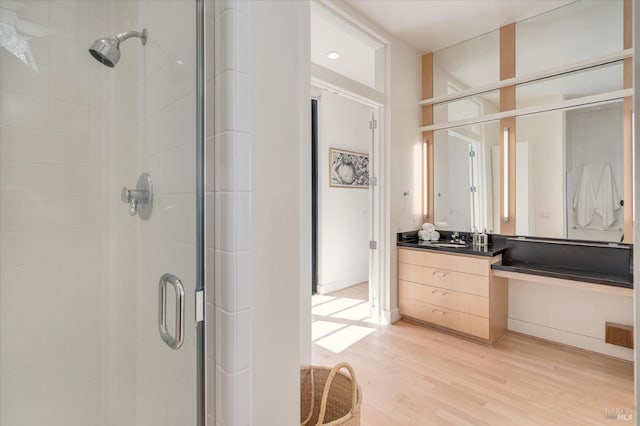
[{"xmin": 327, "ymin": 51, "xmax": 341, "ymax": 60}]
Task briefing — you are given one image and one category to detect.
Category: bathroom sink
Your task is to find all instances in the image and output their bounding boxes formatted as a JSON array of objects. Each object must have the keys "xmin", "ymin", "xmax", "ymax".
[{"xmin": 420, "ymin": 241, "xmax": 469, "ymax": 248}]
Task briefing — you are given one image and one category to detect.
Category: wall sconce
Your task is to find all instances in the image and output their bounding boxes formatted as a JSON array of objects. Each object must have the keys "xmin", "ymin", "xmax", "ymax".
[
  {"xmin": 503, "ymin": 127, "xmax": 509, "ymax": 222},
  {"xmin": 423, "ymin": 139, "xmax": 428, "ymax": 218}
]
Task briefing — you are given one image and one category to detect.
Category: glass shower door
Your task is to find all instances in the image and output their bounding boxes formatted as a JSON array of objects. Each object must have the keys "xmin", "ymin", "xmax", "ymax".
[{"xmin": 0, "ymin": 1, "xmax": 203, "ymax": 425}]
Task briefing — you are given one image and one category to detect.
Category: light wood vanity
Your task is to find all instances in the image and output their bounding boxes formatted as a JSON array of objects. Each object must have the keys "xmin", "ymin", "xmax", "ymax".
[{"xmin": 398, "ymin": 247, "xmax": 508, "ymax": 345}]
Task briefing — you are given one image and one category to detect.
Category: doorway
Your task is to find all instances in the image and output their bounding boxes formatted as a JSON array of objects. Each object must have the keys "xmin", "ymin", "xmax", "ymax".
[{"xmin": 311, "ymin": 89, "xmax": 379, "ymax": 313}]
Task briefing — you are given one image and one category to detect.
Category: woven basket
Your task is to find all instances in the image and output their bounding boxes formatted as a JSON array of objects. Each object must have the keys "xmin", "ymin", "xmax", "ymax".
[{"xmin": 300, "ymin": 362, "xmax": 362, "ymax": 426}]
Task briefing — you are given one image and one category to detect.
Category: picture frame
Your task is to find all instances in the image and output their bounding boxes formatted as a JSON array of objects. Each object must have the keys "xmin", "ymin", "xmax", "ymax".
[{"xmin": 329, "ymin": 147, "xmax": 369, "ymax": 188}]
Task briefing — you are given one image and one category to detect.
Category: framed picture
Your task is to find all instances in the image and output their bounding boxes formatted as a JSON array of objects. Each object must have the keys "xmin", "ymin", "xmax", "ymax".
[{"xmin": 329, "ymin": 147, "xmax": 369, "ymax": 188}]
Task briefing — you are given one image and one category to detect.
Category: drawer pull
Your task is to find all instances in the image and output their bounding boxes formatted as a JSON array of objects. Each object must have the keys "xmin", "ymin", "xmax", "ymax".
[
  {"xmin": 432, "ymin": 271, "xmax": 448, "ymax": 278},
  {"xmin": 431, "ymin": 289, "xmax": 448, "ymax": 296},
  {"xmin": 432, "ymin": 309, "xmax": 446, "ymax": 315}
]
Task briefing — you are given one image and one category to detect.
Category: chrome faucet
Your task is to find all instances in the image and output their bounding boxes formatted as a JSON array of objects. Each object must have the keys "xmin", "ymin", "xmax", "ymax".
[
  {"xmin": 121, "ymin": 187, "xmax": 147, "ymax": 216},
  {"xmin": 121, "ymin": 173, "xmax": 153, "ymax": 219}
]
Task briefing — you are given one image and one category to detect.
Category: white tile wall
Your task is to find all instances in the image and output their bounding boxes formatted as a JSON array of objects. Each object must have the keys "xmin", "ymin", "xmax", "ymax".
[
  {"xmin": 134, "ymin": 1, "xmax": 198, "ymax": 425},
  {"xmin": 208, "ymin": 0, "xmax": 252, "ymax": 424},
  {"xmin": 2, "ymin": 1, "xmax": 218, "ymax": 425},
  {"xmin": 0, "ymin": 1, "xmax": 109, "ymax": 424}
]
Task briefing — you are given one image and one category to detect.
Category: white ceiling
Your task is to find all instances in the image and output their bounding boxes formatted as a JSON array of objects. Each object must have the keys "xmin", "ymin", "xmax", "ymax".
[{"xmin": 343, "ymin": 0, "xmax": 576, "ymax": 53}]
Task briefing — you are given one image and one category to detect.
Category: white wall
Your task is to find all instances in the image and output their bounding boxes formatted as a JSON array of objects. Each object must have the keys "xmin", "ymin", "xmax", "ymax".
[
  {"xmin": 317, "ymin": 91, "xmax": 371, "ymax": 294},
  {"xmin": 508, "ymin": 281, "xmax": 634, "ymax": 361},
  {"xmin": 209, "ymin": 0, "xmax": 252, "ymax": 425},
  {"xmin": 516, "ymin": 109, "xmax": 565, "ymax": 238},
  {"xmin": 250, "ymin": 0, "xmax": 309, "ymax": 424},
  {"xmin": 385, "ymin": 23, "xmax": 422, "ymax": 323}
]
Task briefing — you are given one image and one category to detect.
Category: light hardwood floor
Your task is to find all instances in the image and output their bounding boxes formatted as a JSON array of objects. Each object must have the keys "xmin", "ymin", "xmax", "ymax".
[{"xmin": 312, "ymin": 283, "xmax": 634, "ymax": 425}]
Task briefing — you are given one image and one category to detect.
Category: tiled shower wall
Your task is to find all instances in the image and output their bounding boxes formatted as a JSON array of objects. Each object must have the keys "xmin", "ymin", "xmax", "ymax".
[
  {"xmin": 0, "ymin": 1, "xmax": 112, "ymax": 424},
  {"xmin": 207, "ymin": 0, "xmax": 252, "ymax": 425},
  {"xmin": 135, "ymin": 1, "xmax": 199, "ymax": 425},
  {"xmin": 1, "ymin": 1, "xmax": 200, "ymax": 425}
]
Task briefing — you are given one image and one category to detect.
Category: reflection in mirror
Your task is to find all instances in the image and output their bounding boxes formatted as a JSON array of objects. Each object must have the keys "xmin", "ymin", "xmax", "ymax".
[
  {"xmin": 516, "ymin": 61, "xmax": 624, "ymax": 109},
  {"xmin": 566, "ymin": 102, "xmax": 624, "ymax": 241},
  {"xmin": 515, "ymin": 101, "xmax": 624, "ymax": 242},
  {"xmin": 434, "ymin": 121, "xmax": 499, "ymax": 233},
  {"xmin": 433, "ymin": 30, "xmax": 499, "ymax": 97},
  {"xmin": 516, "ymin": 0, "xmax": 623, "ymax": 76},
  {"xmin": 434, "ymin": 90, "xmax": 500, "ymax": 125}
]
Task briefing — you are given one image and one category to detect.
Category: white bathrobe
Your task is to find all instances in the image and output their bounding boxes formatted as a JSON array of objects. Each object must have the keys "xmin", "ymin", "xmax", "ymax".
[
  {"xmin": 595, "ymin": 165, "xmax": 621, "ymax": 228},
  {"xmin": 572, "ymin": 166, "xmax": 596, "ymax": 228}
]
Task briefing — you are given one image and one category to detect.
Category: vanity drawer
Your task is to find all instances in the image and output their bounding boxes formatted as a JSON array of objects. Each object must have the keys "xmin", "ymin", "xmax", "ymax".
[
  {"xmin": 399, "ymin": 280, "xmax": 489, "ymax": 317},
  {"xmin": 399, "ymin": 298, "xmax": 490, "ymax": 340},
  {"xmin": 398, "ymin": 263, "xmax": 489, "ymax": 297},
  {"xmin": 399, "ymin": 248, "xmax": 490, "ymax": 276}
]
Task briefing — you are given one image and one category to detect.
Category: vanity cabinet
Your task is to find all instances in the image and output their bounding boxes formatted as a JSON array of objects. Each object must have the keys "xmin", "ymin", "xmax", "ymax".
[{"xmin": 398, "ymin": 248, "xmax": 508, "ymax": 345}]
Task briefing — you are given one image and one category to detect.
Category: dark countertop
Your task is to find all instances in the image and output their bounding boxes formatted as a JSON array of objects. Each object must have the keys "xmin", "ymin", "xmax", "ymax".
[
  {"xmin": 491, "ymin": 262, "xmax": 633, "ymax": 289},
  {"xmin": 397, "ymin": 238, "xmax": 506, "ymax": 257},
  {"xmin": 397, "ymin": 230, "xmax": 633, "ymax": 288}
]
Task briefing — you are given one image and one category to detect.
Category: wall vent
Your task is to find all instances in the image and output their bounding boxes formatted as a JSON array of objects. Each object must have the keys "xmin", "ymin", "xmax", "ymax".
[{"xmin": 605, "ymin": 322, "xmax": 633, "ymax": 349}]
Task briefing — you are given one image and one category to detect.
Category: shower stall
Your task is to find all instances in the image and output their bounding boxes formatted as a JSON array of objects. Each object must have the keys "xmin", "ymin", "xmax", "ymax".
[{"xmin": 0, "ymin": 0, "xmax": 206, "ymax": 424}]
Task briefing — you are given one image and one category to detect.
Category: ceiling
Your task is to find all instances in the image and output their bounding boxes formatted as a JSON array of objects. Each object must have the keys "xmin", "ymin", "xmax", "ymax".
[{"xmin": 343, "ymin": 0, "xmax": 576, "ymax": 53}]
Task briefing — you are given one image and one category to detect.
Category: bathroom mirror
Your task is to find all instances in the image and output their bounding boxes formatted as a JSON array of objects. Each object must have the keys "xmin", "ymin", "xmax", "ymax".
[
  {"xmin": 429, "ymin": 0, "xmax": 627, "ymax": 242},
  {"xmin": 515, "ymin": 0, "xmax": 623, "ymax": 76},
  {"xmin": 433, "ymin": 120, "xmax": 500, "ymax": 233},
  {"xmin": 433, "ymin": 29, "xmax": 499, "ymax": 98},
  {"xmin": 516, "ymin": 101, "xmax": 624, "ymax": 242}
]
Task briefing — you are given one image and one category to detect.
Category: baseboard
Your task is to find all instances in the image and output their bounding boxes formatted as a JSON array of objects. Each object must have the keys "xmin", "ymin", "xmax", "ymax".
[
  {"xmin": 387, "ymin": 308, "xmax": 401, "ymax": 324},
  {"xmin": 508, "ymin": 318, "xmax": 634, "ymax": 362},
  {"xmin": 371, "ymin": 309, "xmax": 400, "ymax": 326},
  {"xmin": 316, "ymin": 279, "xmax": 364, "ymax": 295}
]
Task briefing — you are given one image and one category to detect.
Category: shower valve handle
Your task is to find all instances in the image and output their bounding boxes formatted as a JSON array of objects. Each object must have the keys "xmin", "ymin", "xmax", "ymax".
[
  {"xmin": 121, "ymin": 173, "xmax": 153, "ymax": 220},
  {"xmin": 121, "ymin": 187, "xmax": 145, "ymax": 215}
]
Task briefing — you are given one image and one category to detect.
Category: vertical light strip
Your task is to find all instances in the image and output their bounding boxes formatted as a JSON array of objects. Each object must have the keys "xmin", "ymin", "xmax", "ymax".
[
  {"xmin": 503, "ymin": 127, "xmax": 509, "ymax": 222},
  {"xmin": 423, "ymin": 139, "xmax": 429, "ymax": 218},
  {"xmin": 633, "ymin": 112, "xmax": 635, "ymax": 220}
]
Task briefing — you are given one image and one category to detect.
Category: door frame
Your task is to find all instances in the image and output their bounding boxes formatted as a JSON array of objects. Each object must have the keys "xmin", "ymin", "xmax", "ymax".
[
  {"xmin": 310, "ymin": 83, "xmax": 385, "ymax": 322},
  {"xmin": 196, "ymin": 0, "xmax": 206, "ymax": 425}
]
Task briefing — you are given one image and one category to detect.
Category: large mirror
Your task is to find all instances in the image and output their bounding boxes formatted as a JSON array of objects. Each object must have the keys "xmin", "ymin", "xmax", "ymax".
[
  {"xmin": 433, "ymin": 29, "xmax": 499, "ymax": 98},
  {"xmin": 430, "ymin": 0, "xmax": 626, "ymax": 242},
  {"xmin": 516, "ymin": 101, "xmax": 624, "ymax": 242},
  {"xmin": 433, "ymin": 120, "xmax": 500, "ymax": 233},
  {"xmin": 515, "ymin": 0, "xmax": 623, "ymax": 76}
]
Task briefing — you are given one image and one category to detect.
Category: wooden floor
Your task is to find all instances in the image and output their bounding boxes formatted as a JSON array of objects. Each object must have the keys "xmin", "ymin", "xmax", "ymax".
[{"xmin": 312, "ymin": 283, "xmax": 634, "ymax": 425}]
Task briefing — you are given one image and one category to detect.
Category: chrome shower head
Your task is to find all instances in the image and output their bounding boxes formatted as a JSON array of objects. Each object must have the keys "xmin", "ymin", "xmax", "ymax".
[{"xmin": 89, "ymin": 28, "xmax": 148, "ymax": 67}]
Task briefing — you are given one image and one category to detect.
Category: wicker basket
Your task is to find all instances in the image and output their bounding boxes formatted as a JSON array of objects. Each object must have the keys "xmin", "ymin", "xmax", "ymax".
[{"xmin": 300, "ymin": 362, "xmax": 362, "ymax": 426}]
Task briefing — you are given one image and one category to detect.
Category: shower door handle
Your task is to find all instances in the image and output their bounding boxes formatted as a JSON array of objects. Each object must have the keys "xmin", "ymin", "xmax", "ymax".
[{"xmin": 159, "ymin": 273, "xmax": 185, "ymax": 350}]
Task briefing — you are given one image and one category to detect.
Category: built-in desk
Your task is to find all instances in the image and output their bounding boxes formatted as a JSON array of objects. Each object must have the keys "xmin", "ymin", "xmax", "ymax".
[
  {"xmin": 493, "ymin": 236, "xmax": 633, "ymax": 289},
  {"xmin": 490, "ymin": 268, "xmax": 633, "ymax": 297}
]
